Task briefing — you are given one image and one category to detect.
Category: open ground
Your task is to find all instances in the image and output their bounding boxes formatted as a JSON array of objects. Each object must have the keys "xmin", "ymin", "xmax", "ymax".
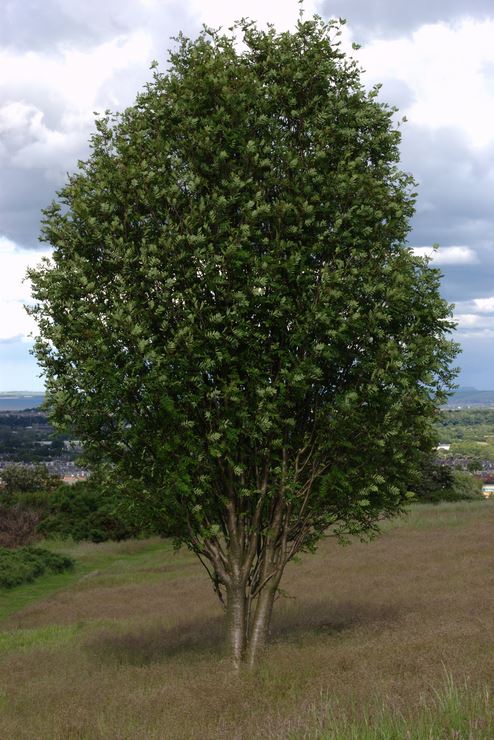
[{"xmin": 1, "ymin": 501, "xmax": 494, "ymax": 739}]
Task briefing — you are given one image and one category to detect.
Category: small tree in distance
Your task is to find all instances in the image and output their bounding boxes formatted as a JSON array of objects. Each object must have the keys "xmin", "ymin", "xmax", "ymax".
[
  {"xmin": 1, "ymin": 463, "xmax": 61, "ymax": 498},
  {"xmin": 28, "ymin": 16, "xmax": 458, "ymax": 669}
]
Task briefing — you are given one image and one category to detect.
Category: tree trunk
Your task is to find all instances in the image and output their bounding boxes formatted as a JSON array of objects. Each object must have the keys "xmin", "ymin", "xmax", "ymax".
[
  {"xmin": 226, "ymin": 582, "xmax": 247, "ymax": 670},
  {"xmin": 245, "ymin": 583, "xmax": 277, "ymax": 668}
]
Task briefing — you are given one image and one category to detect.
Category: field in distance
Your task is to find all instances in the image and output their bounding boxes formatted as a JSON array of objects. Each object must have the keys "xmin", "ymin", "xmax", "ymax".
[{"xmin": 1, "ymin": 502, "xmax": 494, "ymax": 739}]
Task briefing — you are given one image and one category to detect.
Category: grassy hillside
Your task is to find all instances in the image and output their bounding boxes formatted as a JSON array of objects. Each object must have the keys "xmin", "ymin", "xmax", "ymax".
[{"xmin": 1, "ymin": 503, "xmax": 494, "ymax": 738}]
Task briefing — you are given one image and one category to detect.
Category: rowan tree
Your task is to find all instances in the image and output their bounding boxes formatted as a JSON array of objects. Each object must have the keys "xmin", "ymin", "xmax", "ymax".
[{"xmin": 28, "ymin": 16, "xmax": 458, "ymax": 668}]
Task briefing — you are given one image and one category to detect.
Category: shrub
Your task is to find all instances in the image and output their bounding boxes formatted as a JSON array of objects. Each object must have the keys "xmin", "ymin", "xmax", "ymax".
[
  {"xmin": 37, "ymin": 481, "xmax": 145, "ymax": 542},
  {"xmin": 0, "ymin": 504, "xmax": 42, "ymax": 548},
  {"xmin": 0, "ymin": 463, "xmax": 61, "ymax": 497},
  {"xmin": 449, "ymin": 470, "xmax": 483, "ymax": 501},
  {"xmin": 0, "ymin": 546, "xmax": 74, "ymax": 589},
  {"xmin": 411, "ymin": 455, "xmax": 483, "ymax": 503}
]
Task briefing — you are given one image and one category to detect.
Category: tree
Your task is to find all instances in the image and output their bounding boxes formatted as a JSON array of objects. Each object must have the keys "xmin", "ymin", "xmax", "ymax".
[
  {"xmin": 411, "ymin": 455, "xmax": 482, "ymax": 502},
  {"xmin": 28, "ymin": 16, "xmax": 458, "ymax": 668},
  {"xmin": 411, "ymin": 454, "xmax": 455, "ymax": 502},
  {"xmin": 0, "ymin": 463, "xmax": 61, "ymax": 498}
]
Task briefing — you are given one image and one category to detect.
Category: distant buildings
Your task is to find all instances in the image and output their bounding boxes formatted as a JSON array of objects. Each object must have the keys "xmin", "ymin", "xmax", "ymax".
[{"xmin": 62, "ymin": 472, "xmax": 90, "ymax": 484}]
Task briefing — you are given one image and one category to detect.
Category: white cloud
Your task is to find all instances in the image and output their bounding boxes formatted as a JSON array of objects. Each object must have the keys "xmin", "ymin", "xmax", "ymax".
[
  {"xmin": 0, "ymin": 236, "xmax": 52, "ymax": 341},
  {"xmin": 453, "ymin": 298, "xmax": 494, "ymax": 339},
  {"xmin": 411, "ymin": 245, "xmax": 478, "ymax": 264},
  {"xmin": 454, "ymin": 320, "xmax": 494, "ymax": 340},
  {"xmin": 358, "ymin": 18, "xmax": 494, "ymax": 148},
  {"xmin": 0, "ymin": 101, "xmax": 82, "ymax": 177},
  {"xmin": 189, "ymin": 0, "xmax": 318, "ymax": 32},
  {"xmin": 0, "ymin": 31, "xmax": 153, "ymax": 114},
  {"xmin": 0, "ymin": 30, "xmax": 155, "ymax": 182},
  {"xmin": 473, "ymin": 296, "xmax": 494, "ymax": 312},
  {"xmin": 455, "ymin": 313, "xmax": 494, "ymax": 329}
]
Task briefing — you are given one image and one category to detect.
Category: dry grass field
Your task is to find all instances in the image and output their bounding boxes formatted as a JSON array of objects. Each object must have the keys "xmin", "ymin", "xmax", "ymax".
[{"xmin": 1, "ymin": 501, "xmax": 494, "ymax": 739}]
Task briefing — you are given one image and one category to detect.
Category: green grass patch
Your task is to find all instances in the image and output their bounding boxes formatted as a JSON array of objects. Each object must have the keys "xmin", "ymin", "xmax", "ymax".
[
  {"xmin": 0, "ymin": 537, "xmax": 175, "ymax": 623},
  {"xmin": 304, "ymin": 673, "xmax": 493, "ymax": 739},
  {"xmin": 0, "ymin": 623, "xmax": 81, "ymax": 655},
  {"xmin": 383, "ymin": 499, "xmax": 494, "ymax": 531},
  {"xmin": 0, "ymin": 566, "xmax": 85, "ymax": 622}
]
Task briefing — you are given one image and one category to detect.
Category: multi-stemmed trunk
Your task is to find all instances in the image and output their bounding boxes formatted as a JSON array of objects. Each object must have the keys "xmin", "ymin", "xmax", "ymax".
[
  {"xmin": 225, "ymin": 577, "xmax": 279, "ymax": 670},
  {"xmin": 223, "ymin": 524, "xmax": 288, "ymax": 670},
  {"xmin": 192, "ymin": 459, "xmax": 318, "ymax": 670}
]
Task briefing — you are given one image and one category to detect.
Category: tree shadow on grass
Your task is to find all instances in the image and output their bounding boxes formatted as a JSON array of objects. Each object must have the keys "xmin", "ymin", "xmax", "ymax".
[
  {"xmin": 271, "ymin": 599, "xmax": 403, "ymax": 642},
  {"xmin": 84, "ymin": 599, "xmax": 401, "ymax": 666},
  {"xmin": 84, "ymin": 616, "xmax": 225, "ymax": 666}
]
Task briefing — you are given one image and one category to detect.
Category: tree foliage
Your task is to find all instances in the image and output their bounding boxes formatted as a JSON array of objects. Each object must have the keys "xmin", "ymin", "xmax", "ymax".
[
  {"xmin": 37, "ymin": 480, "xmax": 148, "ymax": 543},
  {"xmin": 411, "ymin": 456, "xmax": 482, "ymax": 503},
  {"xmin": 0, "ymin": 463, "xmax": 61, "ymax": 497},
  {"xmin": 28, "ymin": 16, "xmax": 458, "ymax": 666}
]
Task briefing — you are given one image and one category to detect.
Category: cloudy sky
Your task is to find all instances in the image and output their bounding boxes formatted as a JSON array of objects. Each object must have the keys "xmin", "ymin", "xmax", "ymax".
[{"xmin": 0, "ymin": 0, "xmax": 493, "ymax": 391}]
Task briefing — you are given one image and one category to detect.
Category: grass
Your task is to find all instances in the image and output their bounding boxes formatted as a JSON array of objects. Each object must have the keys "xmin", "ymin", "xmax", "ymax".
[
  {"xmin": 0, "ymin": 623, "xmax": 81, "ymax": 654},
  {"xmin": 284, "ymin": 672, "xmax": 494, "ymax": 738},
  {"xmin": 0, "ymin": 537, "xmax": 173, "ymax": 621},
  {"xmin": 384, "ymin": 499, "xmax": 491, "ymax": 530},
  {"xmin": 1, "ymin": 501, "xmax": 494, "ymax": 738}
]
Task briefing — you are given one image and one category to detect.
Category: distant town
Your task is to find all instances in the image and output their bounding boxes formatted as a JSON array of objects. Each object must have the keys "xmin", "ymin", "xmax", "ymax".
[
  {"xmin": 0, "ymin": 399, "xmax": 90, "ymax": 483},
  {"xmin": 1, "ymin": 388, "xmax": 494, "ymax": 490}
]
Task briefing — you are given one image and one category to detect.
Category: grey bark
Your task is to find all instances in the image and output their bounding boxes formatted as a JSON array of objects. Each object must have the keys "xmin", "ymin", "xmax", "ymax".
[
  {"xmin": 245, "ymin": 583, "xmax": 277, "ymax": 668},
  {"xmin": 226, "ymin": 581, "xmax": 247, "ymax": 670}
]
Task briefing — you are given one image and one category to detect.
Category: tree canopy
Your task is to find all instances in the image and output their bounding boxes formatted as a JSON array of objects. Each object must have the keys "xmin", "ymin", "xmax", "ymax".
[
  {"xmin": 28, "ymin": 15, "xmax": 458, "ymax": 667},
  {"xmin": 0, "ymin": 463, "xmax": 60, "ymax": 497},
  {"xmin": 411, "ymin": 455, "xmax": 482, "ymax": 503}
]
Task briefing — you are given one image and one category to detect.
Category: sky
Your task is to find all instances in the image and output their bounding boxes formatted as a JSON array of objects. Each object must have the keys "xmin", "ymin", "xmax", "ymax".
[{"xmin": 0, "ymin": 0, "xmax": 493, "ymax": 392}]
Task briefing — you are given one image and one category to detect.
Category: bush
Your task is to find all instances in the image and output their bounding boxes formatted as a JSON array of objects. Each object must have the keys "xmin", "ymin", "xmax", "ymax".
[
  {"xmin": 37, "ymin": 481, "xmax": 144, "ymax": 542},
  {"xmin": 6, "ymin": 488, "xmax": 53, "ymax": 512},
  {"xmin": 411, "ymin": 455, "xmax": 483, "ymax": 503},
  {"xmin": 449, "ymin": 470, "xmax": 483, "ymax": 501},
  {"xmin": 0, "ymin": 546, "xmax": 74, "ymax": 589},
  {"xmin": 0, "ymin": 463, "xmax": 61, "ymax": 497},
  {"xmin": 0, "ymin": 504, "xmax": 42, "ymax": 548}
]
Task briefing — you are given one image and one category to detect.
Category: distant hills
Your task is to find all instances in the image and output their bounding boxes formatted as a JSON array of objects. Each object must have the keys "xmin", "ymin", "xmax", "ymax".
[{"xmin": 446, "ymin": 387, "xmax": 494, "ymax": 407}]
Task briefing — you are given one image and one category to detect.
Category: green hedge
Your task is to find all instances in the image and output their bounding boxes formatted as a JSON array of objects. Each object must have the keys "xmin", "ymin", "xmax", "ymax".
[
  {"xmin": 36, "ymin": 481, "xmax": 145, "ymax": 542},
  {"xmin": 6, "ymin": 481, "xmax": 147, "ymax": 543},
  {"xmin": 0, "ymin": 546, "xmax": 74, "ymax": 589}
]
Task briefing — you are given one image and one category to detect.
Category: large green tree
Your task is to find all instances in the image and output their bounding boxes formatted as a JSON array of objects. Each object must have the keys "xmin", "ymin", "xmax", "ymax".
[{"xmin": 29, "ymin": 16, "xmax": 458, "ymax": 668}]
